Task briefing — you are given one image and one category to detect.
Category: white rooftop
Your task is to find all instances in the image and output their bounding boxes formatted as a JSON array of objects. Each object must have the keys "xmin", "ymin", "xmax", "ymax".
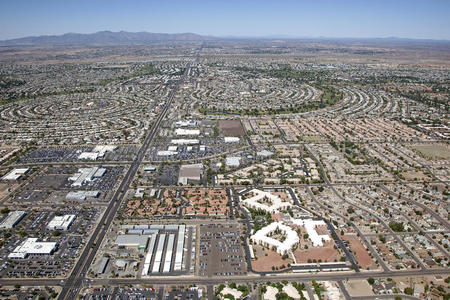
[
  {"xmin": 290, "ymin": 218, "xmax": 331, "ymax": 247},
  {"xmin": 2, "ymin": 168, "xmax": 29, "ymax": 180},
  {"xmin": 251, "ymin": 221, "xmax": 299, "ymax": 255},
  {"xmin": 241, "ymin": 189, "xmax": 292, "ymax": 213},
  {"xmin": 8, "ymin": 238, "xmax": 57, "ymax": 259},
  {"xmin": 47, "ymin": 214, "xmax": 76, "ymax": 230}
]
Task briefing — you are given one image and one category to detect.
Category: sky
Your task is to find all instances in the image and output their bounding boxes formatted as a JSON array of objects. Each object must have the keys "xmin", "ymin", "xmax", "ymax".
[{"xmin": 0, "ymin": 0, "xmax": 449, "ymax": 40}]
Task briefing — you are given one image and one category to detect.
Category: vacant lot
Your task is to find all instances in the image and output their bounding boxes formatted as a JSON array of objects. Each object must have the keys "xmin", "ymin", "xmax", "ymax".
[
  {"xmin": 252, "ymin": 244, "xmax": 292, "ymax": 272},
  {"xmin": 294, "ymin": 242, "xmax": 340, "ymax": 263},
  {"xmin": 411, "ymin": 144, "xmax": 450, "ymax": 160},
  {"xmin": 219, "ymin": 120, "xmax": 245, "ymax": 136},
  {"xmin": 342, "ymin": 234, "xmax": 374, "ymax": 269}
]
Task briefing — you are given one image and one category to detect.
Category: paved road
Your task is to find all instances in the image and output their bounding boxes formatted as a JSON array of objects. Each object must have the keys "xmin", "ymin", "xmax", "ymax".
[
  {"xmin": 302, "ymin": 145, "xmax": 390, "ymax": 272},
  {"xmin": 337, "ymin": 280, "xmax": 351, "ymax": 300},
  {"xmin": 58, "ymin": 49, "xmax": 200, "ymax": 300},
  {"xmin": 2, "ymin": 267, "xmax": 449, "ymax": 288}
]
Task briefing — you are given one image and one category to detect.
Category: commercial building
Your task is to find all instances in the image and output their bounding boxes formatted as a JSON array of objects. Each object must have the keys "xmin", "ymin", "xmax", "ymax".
[
  {"xmin": 8, "ymin": 238, "xmax": 57, "ymax": 259},
  {"xmin": 225, "ymin": 157, "xmax": 241, "ymax": 167},
  {"xmin": 157, "ymin": 150, "xmax": 178, "ymax": 156},
  {"xmin": 257, "ymin": 150, "xmax": 274, "ymax": 157},
  {"xmin": 224, "ymin": 137, "xmax": 240, "ymax": 143},
  {"xmin": 98, "ymin": 257, "xmax": 110, "ymax": 274},
  {"xmin": 175, "ymin": 120, "xmax": 197, "ymax": 127},
  {"xmin": 114, "ymin": 235, "xmax": 149, "ymax": 250},
  {"xmin": 175, "ymin": 128, "xmax": 200, "ymax": 136},
  {"xmin": 66, "ymin": 190, "xmax": 99, "ymax": 201},
  {"xmin": 78, "ymin": 145, "xmax": 116, "ymax": 160},
  {"xmin": 2, "ymin": 168, "xmax": 29, "ymax": 180},
  {"xmin": 69, "ymin": 167, "xmax": 105, "ymax": 187},
  {"xmin": 0, "ymin": 210, "xmax": 26, "ymax": 229},
  {"xmin": 47, "ymin": 214, "xmax": 76, "ymax": 230},
  {"xmin": 170, "ymin": 139, "xmax": 199, "ymax": 145},
  {"xmin": 178, "ymin": 163, "xmax": 203, "ymax": 185}
]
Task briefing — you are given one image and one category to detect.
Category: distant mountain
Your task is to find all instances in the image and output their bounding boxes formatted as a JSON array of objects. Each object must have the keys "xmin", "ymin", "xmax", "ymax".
[{"xmin": 0, "ymin": 31, "xmax": 214, "ymax": 46}]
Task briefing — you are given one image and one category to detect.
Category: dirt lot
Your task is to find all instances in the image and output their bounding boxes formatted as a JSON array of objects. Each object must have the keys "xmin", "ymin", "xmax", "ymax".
[
  {"xmin": 403, "ymin": 170, "xmax": 431, "ymax": 181},
  {"xmin": 293, "ymin": 241, "xmax": 340, "ymax": 263},
  {"xmin": 345, "ymin": 280, "xmax": 374, "ymax": 297},
  {"xmin": 341, "ymin": 234, "xmax": 375, "ymax": 269},
  {"xmin": 219, "ymin": 120, "xmax": 245, "ymax": 136},
  {"xmin": 252, "ymin": 244, "xmax": 293, "ymax": 272},
  {"xmin": 411, "ymin": 144, "xmax": 450, "ymax": 160}
]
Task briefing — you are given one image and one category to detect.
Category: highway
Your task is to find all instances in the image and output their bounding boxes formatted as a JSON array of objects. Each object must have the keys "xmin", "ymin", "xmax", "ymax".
[{"xmin": 58, "ymin": 48, "xmax": 201, "ymax": 300}]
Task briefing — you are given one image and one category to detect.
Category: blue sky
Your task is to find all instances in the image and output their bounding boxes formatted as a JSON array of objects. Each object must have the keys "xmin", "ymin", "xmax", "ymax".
[{"xmin": 0, "ymin": 0, "xmax": 449, "ymax": 40}]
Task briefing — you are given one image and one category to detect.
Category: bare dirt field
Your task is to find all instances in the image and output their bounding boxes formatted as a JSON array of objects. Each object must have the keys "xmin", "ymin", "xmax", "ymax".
[
  {"xmin": 403, "ymin": 170, "xmax": 431, "ymax": 181},
  {"xmin": 293, "ymin": 242, "xmax": 340, "ymax": 263},
  {"xmin": 251, "ymin": 244, "xmax": 293, "ymax": 272},
  {"xmin": 219, "ymin": 120, "xmax": 245, "ymax": 136},
  {"xmin": 341, "ymin": 234, "xmax": 375, "ymax": 269},
  {"xmin": 411, "ymin": 144, "xmax": 450, "ymax": 160},
  {"xmin": 345, "ymin": 279, "xmax": 374, "ymax": 297}
]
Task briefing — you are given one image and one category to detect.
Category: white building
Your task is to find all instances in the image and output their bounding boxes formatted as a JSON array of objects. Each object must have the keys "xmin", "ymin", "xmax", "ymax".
[
  {"xmin": 8, "ymin": 238, "xmax": 57, "ymax": 259},
  {"xmin": 175, "ymin": 120, "xmax": 197, "ymax": 127},
  {"xmin": 175, "ymin": 128, "xmax": 200, "ymax": 136},
  {"xmin": 157, "ymin": 150, "xmax": 178, "ymax": 156},
  {"xmin": 78, "ymin": 145, "xmax": 116, "ymax": 160},
  {"xmin": 241, "ymin": 189, "xmax": 292, "ymax": 213},
  {"xmin": 47, "ymin": 214, "xmax": 76, "ymax": 230},
  {"xmin": 251, "ymin": 222, "xmax": 299, "ymax": 255},
  {"xmin": 170, "ymin": 139, "xmax": 199, "ymax": 145},
  {"xmin": 2, "ymin": 168, "xmax": 29, "ymax": 180},
  {"xmin": 68, "ymin": 167, "xmax": 105, "ymax": 187},
  {"xmin": 224, "ymin": 137, "xmax": 240, "ymax": 143},
  {"xmin": 225, "ymin": 157, "xmax": 241, "ymax": 167},
  {"xmin": 66, "ymin": 191, "xmax": 99, "ymax": 201},
  {"xmin": 0, "ymin": 211, "xmax": 26, "ymax": 229},
  {"xmin": 290, "ymin": 218, "xmax": 331, "ymax": 247},
  {"xmin": 178, "ymin": 163, "xmax": 203, "ymax": 185}
]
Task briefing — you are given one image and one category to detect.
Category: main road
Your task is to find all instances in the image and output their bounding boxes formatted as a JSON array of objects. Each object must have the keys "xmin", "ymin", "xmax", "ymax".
[{"xmin": 58, "ymin": 47, "xmax": 201, "ymax": 300}]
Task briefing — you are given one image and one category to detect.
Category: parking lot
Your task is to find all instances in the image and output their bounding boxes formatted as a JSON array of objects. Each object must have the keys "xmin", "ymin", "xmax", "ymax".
[
  {"xmin": 198, "ymin": 223, "xmax": 246, "ymax": 277},
  {"xmin": 0, "ymin": 209, "xmax": 98, "ymax": 278},
  {"xmin": 20, "ymin": 146, "xmax": 139, "ymax": 163}
]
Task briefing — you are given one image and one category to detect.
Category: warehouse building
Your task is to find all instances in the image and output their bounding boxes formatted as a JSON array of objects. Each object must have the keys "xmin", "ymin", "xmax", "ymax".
[
  {"xmin": 66, "ymin": 190, "xmax": 99, "ymax": 201},
  {"xmin": 69, "ymin": 167, "xmax": 105, "ymax": 187},
  {"xmin": 78, "ymin": 145, "xmax": 116, "ymax": 160},
  {"xmin": 170, "ymin": 139, "xmax": 199, "ymax": 145},
  {"xmin": 114, "ymin": 235, "xmax": 149, "ymax": 250},
  {"xmin": 178, "ymin": 163, "xmax": 203, "ymax": 185},
  {"xmin": 224, "ymin": 137, "xmax": 240, "ymax": 143},
  {"xmin": 2, "ymin": 168, "xmax": 29, "ymax": 180},
  {"xmin": 175, "ymin": 128, "xmax": 200, "ymax": 136},
  {"xmin": 0, "ymin": 210, "xmax": 26, "ymax": 229}
]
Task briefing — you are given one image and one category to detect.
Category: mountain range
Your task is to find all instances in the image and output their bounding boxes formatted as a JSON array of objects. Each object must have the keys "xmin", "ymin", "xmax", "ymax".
[
  {"xmin": 0, "ymin": 31, "xmax": 214, "ymax": 46},
  {"xmin": 1, "ymin": 31, "xmax": 448, "ymax": 47}
]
